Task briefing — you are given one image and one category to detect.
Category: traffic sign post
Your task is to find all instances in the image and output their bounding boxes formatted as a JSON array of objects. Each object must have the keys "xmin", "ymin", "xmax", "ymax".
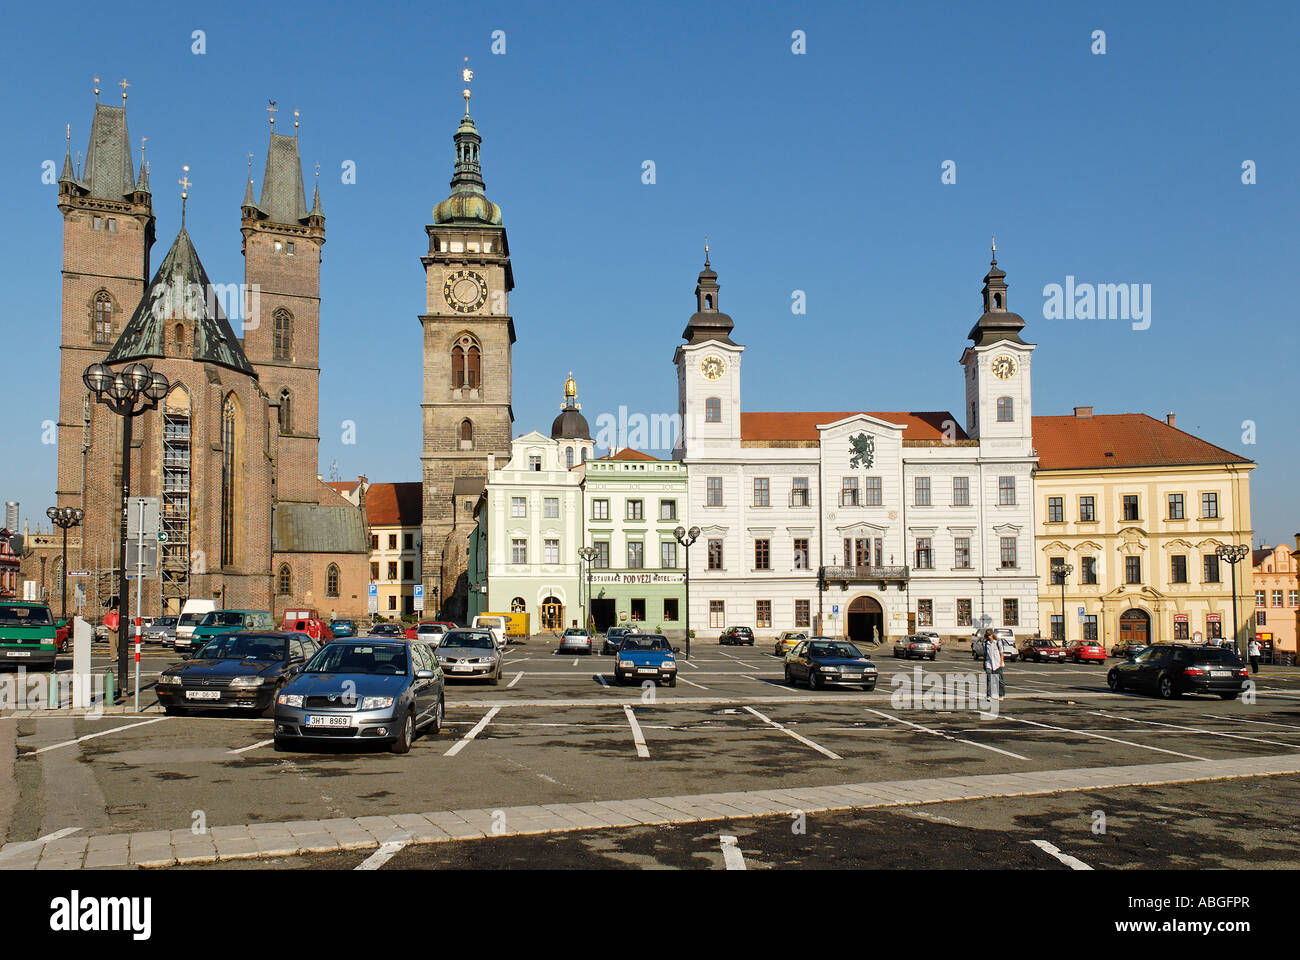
[
  {"xmin": 367, "ymin": 582, "xmax": 378, "ymax": 615},
  {"xmin": 413, "ymin": 584, "xmax": 425, "ymax": 612}
]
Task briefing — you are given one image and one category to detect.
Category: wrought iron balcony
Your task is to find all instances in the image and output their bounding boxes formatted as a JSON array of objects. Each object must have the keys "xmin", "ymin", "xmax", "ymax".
[{"xmin": 819, "ymin": 564, "xmax": 910, "ymax": 584}]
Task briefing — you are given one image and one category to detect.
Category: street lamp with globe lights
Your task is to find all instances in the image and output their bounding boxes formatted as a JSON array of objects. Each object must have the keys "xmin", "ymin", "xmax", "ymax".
[
  {"xmin": 577, "ymin": 546, "xmax": 598, "ymax": 633},
  {"xmin": 1051, "ymin": 560, "xmax": 1073, "ymax": 647},
  {"xmin": 82, "ymin": 360, "xmax": 170, "ymax": 699},
  {"xmin": 674, "ymin": 525, "xmax": 700, "ymax": 660},
  {"xmin": 1215, "ymin": 544, "xmax": 1251, "ymax": 655},
  {"xmin": 46, "ymin": 505, "xmax": 84, "ymax": 620}
]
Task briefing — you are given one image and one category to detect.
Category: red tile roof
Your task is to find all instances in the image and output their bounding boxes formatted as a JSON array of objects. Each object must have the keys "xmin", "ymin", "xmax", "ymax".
[
  {"xmin": 740, "ymin": 411, "xmax": 966, "ymax": 442},
  {"xmin": 365, "ymin": 482, "xmax": 423, "ymax": 527},
  {"xmin": 601, "ymin": 447, "xmax": 661, "ymax": 461},
  {"xmin": 1031, "ymin": 414, "xmax": 1253, "ymax": 471}
]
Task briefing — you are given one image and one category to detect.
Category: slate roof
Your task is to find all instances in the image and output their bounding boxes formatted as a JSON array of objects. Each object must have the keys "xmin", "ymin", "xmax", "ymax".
[
  {"xmin": 254, "ymin": 132, "xmax": 309, "ymax": 225},
  {"xmin": 741, "ymin": 411, "xmax": 968, "ymax": 442},
  {"xmin": 273, "ymin": 503, "xmax": 367, "ymax": 554},
  {"xmin": 104, "ymin": 228, "xmax": 257, "ymax": 376},
  {"xmin": 551, "ymin": 408, "xmax": 591, "ymax": 440},
  {"xmin": 82, "ymin": 104, "xmax": 136, "ymax": 201},
  {"xmin": 1031, "ymin": 413, "xmax": 1254, "ymax": 471},
  {"xmin": 365, "ymin": 482, "xmax": 423, "ymax": 527}
]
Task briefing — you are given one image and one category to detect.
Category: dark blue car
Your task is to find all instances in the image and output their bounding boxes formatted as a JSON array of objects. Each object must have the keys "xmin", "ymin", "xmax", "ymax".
[{"xmin": 613, "ymin": 634, "xmax": 678, "ymax": 686}]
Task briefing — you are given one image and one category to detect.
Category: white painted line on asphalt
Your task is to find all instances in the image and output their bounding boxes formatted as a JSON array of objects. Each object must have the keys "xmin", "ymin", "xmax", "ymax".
[
  {"xmin": 1091, "ymin": 711, "xmax": 1298, "ymax": 749},
  {"xmin": 681, "ymin": 658, "xmax": 699, "ymax": 669},
  {"xmin": 1003, "ymin": 715, "xmax": 1208, "ymax": 761},
  {"xmin": 28, "ymin": 717, "xmax": 168, "ymax": 755},
  {"xmin": 1031, "ymin": 839, "xmax": 1093, "ymax": 871},
  {"xmin": 867, "ymin": 709, "xmax": 1029, "ymax": 761},
  {"xmin": 1204, "ymin": 713, "xmax": 1300, "ymax": 731},
  {"xmin": 743, "ymin": 705, "xmax": 842, "ymax": 760},
  {"xmin": 623, "ymin": 705, "xmax": 650, "ymax": 758},
  {"xmin": 676, "ymin": 676, "xmax": 709, "ymax": 690},
  {"xmin": 507, "ymin": 672, "xmax": 524, "ymax": 689},
  {"xmin": 355, "ymin": 838, "xmax": 409, "ymax": 871},
  {"xmin": 596, "ymin": 674, "xmax": 609, "ymax": 687},
  {"xmin": 572, "ymin": 658, "xmax": 579, "ymax": 666},
  {"xmin": 719, "ymin": 834, "xmax": 747, "ymax": 870},
  {"xmin": 0, "ymin": 827, "xmax": 81, "ymax": 862},
  {"xmin": 228, "ymin": 739, "xmax": 274, "ymax": 755},
  {"xmin": 445, "ymin": 707, "xmax": 500, "ymax": 757}
]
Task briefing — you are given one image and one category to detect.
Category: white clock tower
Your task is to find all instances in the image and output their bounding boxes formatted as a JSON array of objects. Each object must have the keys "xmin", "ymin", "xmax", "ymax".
[{"xmin": 674, "ymin": 250, "xmax": 743, "ymax": 459}]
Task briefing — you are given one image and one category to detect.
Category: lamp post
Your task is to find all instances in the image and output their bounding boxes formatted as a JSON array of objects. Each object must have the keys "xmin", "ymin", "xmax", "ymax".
[
  {"xmin": 1051, "ymin": 560, "xmax": 1073, "ymax": 647},
  {"xmin": 83, "ymin": 361, "xmax": 170, "ymax": 700},
  {"xmin": 46, "ymin": 506, "xmax": 85, "ymax": 621},
  {"xmin": 1215, "ymin": 544, "xmax": 1250, "ymax": 655},
  {"xmin": 577, "ymin": 546, "xmax": 597, "ymax": 634},
  {"xmin": 674, "ymin": 525, "xmax": 700, "ymax": 660}
]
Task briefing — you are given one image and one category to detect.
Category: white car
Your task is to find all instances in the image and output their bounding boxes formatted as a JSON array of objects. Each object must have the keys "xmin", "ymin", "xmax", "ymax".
[
  {"xmin": 414, "ymin": 622, "xmax": 449, "ymax": 647},
  {"xmin": 918, "ymin": 631, "xmax": 942, "ymax": 653},
  {"xmin": 470, "ymin": 615, "xmax": 508, "ymax": 650},
  {"xmin": 971, "ymin": 627, "xmax": 1018, "ymax": 662}
]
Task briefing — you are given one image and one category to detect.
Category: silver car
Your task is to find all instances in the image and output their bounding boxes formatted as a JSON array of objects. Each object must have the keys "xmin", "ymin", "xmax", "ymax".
[
  {"xmin": 144, "ymin": 616, "xmax": 178, "ymax": 646},
  {"xmin": 436, "ymin": 629, "xmax": 504, "ymax": 684},
  {"xmin": 558, "ymin": 628, "xmax": 593, "ymax": 655},
  {"xmin": 893, "ymin": 635, "xmax": 937, "ymax": 660}
]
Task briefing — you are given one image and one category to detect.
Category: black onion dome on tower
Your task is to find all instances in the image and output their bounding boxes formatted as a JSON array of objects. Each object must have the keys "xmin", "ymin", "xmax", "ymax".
[
  {"xmin": 550, "ymin": 372, "xmax": 591, "ymax": 440},
  {"xmin": 681, "ymin": 247, "xmax": 735, "ymax": 344},
  {"xmin": 967, "ymin": 238, "xmax": 1028, "ymax": 346}
]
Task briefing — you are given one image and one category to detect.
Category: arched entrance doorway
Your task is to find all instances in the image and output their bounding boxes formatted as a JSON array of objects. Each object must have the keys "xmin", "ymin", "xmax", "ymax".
[
  {"xmin": 540, "ymin": 595, "xmax": 564, "ymax": 631},
  {"xmin": 846, "ymin": 595, "xmax": 883, "ymax": 646},
  {"xmin": 1119, "ymin": 608, "xmax": 1150, "ymax": 646}
]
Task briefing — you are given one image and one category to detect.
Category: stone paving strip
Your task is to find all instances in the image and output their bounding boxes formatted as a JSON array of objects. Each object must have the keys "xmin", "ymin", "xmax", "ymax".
[{"xmin": 5, "ymin": 751, "xmax": 1300, "ymax": 869}]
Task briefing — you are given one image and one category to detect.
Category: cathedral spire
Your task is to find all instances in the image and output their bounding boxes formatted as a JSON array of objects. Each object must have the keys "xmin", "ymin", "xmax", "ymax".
[
  {"xmin": 59, "ymin": 124, "xmax": 76, "ymax": 184},
  {"xmin": 82, "ymin": 88, "xmax": 137, "ymax": 201},
  {"xmin": 254, "ymin": 101, "xmax": 310, "ymax": 225}
]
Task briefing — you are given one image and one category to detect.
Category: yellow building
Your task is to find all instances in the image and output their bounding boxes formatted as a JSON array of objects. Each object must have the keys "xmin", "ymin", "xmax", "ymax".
[
  {"xmin": 1032, "ymin": 409, "xmax": 1255, "ymax": 651},
  {"xmin": 327, "ymin": 479, "xmax": 424, "ymax": 619}
]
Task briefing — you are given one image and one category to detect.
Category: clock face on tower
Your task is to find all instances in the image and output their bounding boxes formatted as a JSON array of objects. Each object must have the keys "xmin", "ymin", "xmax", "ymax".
[
  {"xmin": 443, "ymin": 270, "xmax": 489, "ymax": 314},
  {"xmin": 991, "ymin": 354, "xmax": 1018, "ymax": 380},
  {"xmin": 701, "ymin": 355, "xmax": 725, "ymax": 381}
]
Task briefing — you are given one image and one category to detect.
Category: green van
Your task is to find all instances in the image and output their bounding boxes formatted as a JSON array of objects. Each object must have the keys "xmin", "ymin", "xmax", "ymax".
[
  {"xmin": 0, "ymin": 601, "xmax": 58, "ymax": 671},
  {"xmin": 181, "ymin": 609, "xmax": 275, "ymax": 657}
]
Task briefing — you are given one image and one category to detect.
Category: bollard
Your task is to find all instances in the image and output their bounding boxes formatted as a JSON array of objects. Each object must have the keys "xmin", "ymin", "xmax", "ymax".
[
  {"xmin": 48, "ymin": 673, "xmax": 58, "ymax": 709},
  {"xmin": 105, "ymin": 670, "xmax": 115, "ymax": 706}
]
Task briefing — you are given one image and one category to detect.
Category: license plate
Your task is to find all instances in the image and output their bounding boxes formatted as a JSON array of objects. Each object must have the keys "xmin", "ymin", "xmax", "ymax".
[
  {"xmin": 637, "ymin": 667, "xmax": 658, "ymax": 674},
  {"xmin": 452, "ymin": 664, "xmax": 474, "ymax": 673},
  {"xmin": 5, "ymin": 650, "xmax": 31, "ymax": 657},
  {"xmin": 1211, "ymin": 670, "xmax": 1231, "ymax": 678},
  {"xmin": 185, "ymin": 690, "xmax": 221, "ymax": 700},
  {"xmin": 305, "ymin": 715, "xmax": 351, "ymax": 727},
  {"xmin": 841, "ymin": 672, "xmax": 861, "ymax": 679}
]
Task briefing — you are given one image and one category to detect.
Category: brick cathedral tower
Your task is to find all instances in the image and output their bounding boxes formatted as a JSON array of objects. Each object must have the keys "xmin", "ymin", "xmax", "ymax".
[{"xmin": 420, "ymin": 68, "xmax": 515, "ymax": 620}]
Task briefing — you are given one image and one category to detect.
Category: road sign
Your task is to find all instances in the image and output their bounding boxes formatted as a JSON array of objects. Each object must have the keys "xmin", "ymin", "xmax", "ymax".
[
  {"xmin": 413, "ymin": 584, "xmax": 425, "ymax": 612},
  {"xmin": 367, "ymin": 583, "xmax": 378, "ymax": 598},
  {"xmin": 832, "ymin": 605, "xmax": 839, "ymax": 615},
  {"xmin": 125, "ymin": 540, "xmax": 159, "ymax": 579},
  {"xmin": 1077, "ymin": 606, "xmax": 1085, "ymax": 623},
  {"xmin": 126, "ymin": 497, "xmax": 160, "ymax": 537},
  {"xmin": 157, "ymin": 530, "xmax": 169, "ymax": 543}
]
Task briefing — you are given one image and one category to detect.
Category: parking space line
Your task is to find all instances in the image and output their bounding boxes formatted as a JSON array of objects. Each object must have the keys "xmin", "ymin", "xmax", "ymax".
[
  {"xmin": 0, "ymin": 827, "xmax": 81, "ymax": 862},
  {"xmin": 507, "ymin": 672, "xmax": 524, "ymax": 689},
  {"xmin": 623, "ymin": 705, "xmax": 650, "ymax": 758},
  {"xmin": 1030, "ymin": 839, "xmax": 1093, "ymax": 870},
  {"xmin": 355, "ymin": 838, "xmax": 409, "ymax": 870},
  {"xmin": 719, "ymin": 834, "xmax": 747, "ymax": 870},
  {"xmin": 743, "ymin": 706, "xmax": 842, "ymax": 760},
  {"xmin": 1091, "ymin": 711, "xmax": 1299, "ymax": 749},
  {"xmin": 681, "ymin": 659, "xmax": 699, "ymax": 669},
  {"xmin": 676, "ymin": 676, "xmax": 709, "ymax": 690},
  {"xmin": 1205, "ymin": 714, "xmax": 1300, "ymax": 731},
  {"xmin": 867, "ymin": 709, "xmax": 1029, "ymax": 761},
  {"xmin": 596, "ymin": 674, "xmax": 609, "ymax": 687},
  {"xmin": 227, "ymin": 739, "xmax": 274, "ymax": 755},
  {"xmin": 1003, "ymin": 715, "xmax": 1209, "ymax": 761},
  {"xmin": 445, "ymin": 707, "xmax": 500, "ymax": 757},
  {"xmin": 28, "ymin": 717, "xmax": 168, "ymax": 755}
]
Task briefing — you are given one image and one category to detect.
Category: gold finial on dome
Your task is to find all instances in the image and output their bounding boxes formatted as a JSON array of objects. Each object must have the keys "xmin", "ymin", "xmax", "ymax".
[{"xmin": 564, "ymin": 371, "xmax": 577, "ymax": 400}]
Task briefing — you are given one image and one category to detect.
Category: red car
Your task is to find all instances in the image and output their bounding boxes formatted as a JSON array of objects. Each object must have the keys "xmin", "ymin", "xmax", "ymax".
[
  {"xmin": 284, "ymin": 616, "xmax": 335, "ymax": 644},
  {"xmin": 1018, "ymin": 637, "xmax": 1067, "ymax": 662},
  {"xmin": 406, "ymin": 620, "xmax": 455, "ymax": 639},
  {"xmin": 1066, "ymin": 640, "xmax": 1107, "ymax": 663}
]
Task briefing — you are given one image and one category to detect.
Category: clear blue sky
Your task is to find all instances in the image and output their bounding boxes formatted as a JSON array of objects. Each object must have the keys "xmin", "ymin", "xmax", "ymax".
[{"xmin": 2, "ymin": 0, "xmax": 1296, "ymax": 545}]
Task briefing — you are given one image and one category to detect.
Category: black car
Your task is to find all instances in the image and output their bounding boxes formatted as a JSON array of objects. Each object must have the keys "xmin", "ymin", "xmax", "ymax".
[
  {"xmin": 368, "ymin": 621, "xmax": 405, "ymax": 638},
  {"xmin": 785, "ymin": 639, "xmax": 878, "ymax": 690},
  {"xmin": 719, "ymin": 626, "xmax": 754, "ymax": 646},
  {"xmin": 601, "ymin": 625, "xmax": 639, "ymax": 656},
  {"xmin": 1107, "ymin": 644, "xmax": 1249, "ymax": 700},
  {"xmin": 155, "ymin": 632, "xmax": 319, "ymax": 715}
]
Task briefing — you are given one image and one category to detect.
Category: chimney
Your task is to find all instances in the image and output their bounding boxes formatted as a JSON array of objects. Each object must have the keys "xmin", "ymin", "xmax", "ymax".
[
  {"xmin": 487, "ymin": 454, "xmax": 496, "ymax": 472},
  {"xmin": 1166, "ymin": 412, "xmax": 1176, "ymax": 427},
  {"xmin": 1073, "ymin": 406, "xmax": 1093, "ymax": 418}
]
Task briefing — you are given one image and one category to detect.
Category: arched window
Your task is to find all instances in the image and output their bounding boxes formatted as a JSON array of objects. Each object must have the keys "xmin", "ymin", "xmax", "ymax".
[
  {"xmin": 581, "ymin": 447, "xmax": 588, "ymax": 462},
  {"xmin": 466, "ymin": 345, "xmax": 481, "ymax": 389},
  {"xmin": 459, "ymin": 419, "xmax": 473, "ymax": 450},
  {"xmin": 92, "ymin": 291, "xmax": 113, "ymax": 344},
  {"xmin": 705, "ymin": 397, "xmax": 722, "ymax": 423},
  {"xmin": 326, "ymin": 563, "xmax": 340, "ymax": 597},
  {"xmin": 566, "ymin": 446, "xmax": 575, "ymax": 468},
  {"xmin": 511, "ymin": 597, "xmax": 526, "ymax": 612},
  {"xmin": 173, "ymin": 322, "xmax": 185, "ymax": 354},
  {"xmin": 451, "ymin": 344, "xmax": 465, "ymax": 387},
  {"xmin": 277, "ymin": 563, "xmax": 292, "ymax": 595},
  {"xmin": 994, "ymin": 293, "xmax": 1003, "ymax": 308},
  {"xmin": 220, "ymin": 394, "xmax": 242, "ymax": 567},
  {"xmin": 279, "ymin": 389, "xmax": 292, "ymax": 433},
  {"xmin": 451, "ymin": 334, "xmax": 481, "ymax": 390},
  {"xmin": 273, "ymin": 309, "xmax": 292, "ymax": 360},
  {"xmin": 705, "ymin": 294, "xmax": 713, "ymax": 309},
  {"xmin": 996, "ymin": 396, "xmax": 1014, "ymax": 422}
]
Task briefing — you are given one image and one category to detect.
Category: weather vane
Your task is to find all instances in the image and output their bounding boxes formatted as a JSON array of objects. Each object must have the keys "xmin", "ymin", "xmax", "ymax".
[
  {"xmin": 267, "ymin": 99, "xmax": 278, "ymax": 127},
  {"xmin": 178, "ymin": 164, "xmax": 191, "ymax": 224},
  {"xmin": 119, "ymin": 78, "xmax": 130, "ymax": 104},
  {"xmin": 462, "ymin": 57, "xmax": 473, "ymax": 113},
  {"xmin": 293, "ymin": 108, "xmax": 300, "ymax": 134},
  {"xmin": 93, "ymin": 76, "xmax": 100, "ymax": 102},
  {"xmin": 704, "ymin": 234, "xmax": 710, "ymax": 266},
  {"xmin": 991, "ymin": 234, "xmax": 997, "ymax": 262}
]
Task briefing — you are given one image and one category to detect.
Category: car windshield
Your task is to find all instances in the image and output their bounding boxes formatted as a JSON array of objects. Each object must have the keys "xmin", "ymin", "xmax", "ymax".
[
  {"xmin": 200, "ymin": 611, "xmax": 245, "ymax": 627},
  {"xmin": 416, "ymin": 624, "xmax": 443, "ymax": 633},
  {"xmin": 196, "ymin": 634, "xmax": 285, "ymax": 661},
  {"xmin": 564, "ymin": 629, "xmax": 586, "ymax": 635},
  {"xmin": 1190, "ymin": 649, "xmax": 1244, "ymax": 666},
  {"xmin": 305, "ymin": 643, "xmax": 408, "ymax": 675},
  {"xmin": 156, "ymin": 617, "xmax": 177, "ymax": 627},
  {"xmin": 622, "ymin": 636, "xmax": 672, "ymax": 652},
  {"xmin": 442, "ymin": 631, "xmax": 495, "ymax": 649},
  {"xmin": 0, "ymin": 606, "xmax": 53, "ymax": 626},
  {"xmin": 1033, "ymin": 640, "xmax": 1055, "ymax": 647},
  {"xmin": 810, "ymin": 641, "xmax": 862, "ymax": 659}
]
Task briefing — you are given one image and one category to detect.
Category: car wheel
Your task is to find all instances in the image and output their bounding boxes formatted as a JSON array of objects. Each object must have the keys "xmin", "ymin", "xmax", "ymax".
[
  {"xmin": 930, "ymin": 653, "xmax": 936, "ymax": 661},
  {"xmin": 863, "ymin": 682, "xmax": 876, "ymax": 692},
  {"xmin": 489, "ymin": 668, "xmax": 500, "ymax": 686},
  {"xmin": 1218, "ymin": 692, "xmax": 1239, "ymax": 701},
  {"xmin": 784, "ymin": 666, "xmax": 793, "ymax": 685},
  {"xmin": 1107, "ymin": 670, "xmax": 1122, "ymax": 692},
  {"xmin": 390, "ymin": 711, "xmax": 414, "ymax": 754},
  {"xmin": 667, "ymin": 677, "xmax": 676, "ymax": 688},
  {"xmin": 430, "ymin": 695, "xmax": 444, "ymax": 734},
  {"xmin": 1158, "ymin": 674, "xmax": 1179, "ymax": 700},
  {"xmin": 808, "ymin": 670, "xmax": 821, "ymax": 691}
]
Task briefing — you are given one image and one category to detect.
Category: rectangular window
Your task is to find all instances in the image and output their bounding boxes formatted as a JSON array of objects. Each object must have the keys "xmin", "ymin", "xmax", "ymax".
[
  {"xmin": 1002, "ymin": 599, "xmax": 1019, "ymax": 626},
  {"xmin": 511, "ymin": 496, "xmax": 527, "ymax": 518},
  {"xmin": 627, "ymin": 541, "xmax": 644, "ymax": 569},
  {"xmin": 1201, "ymin": 492, "xmax": 1219, "ymax": 519},
  {"xmin": 387, "ymin": 562, "xmax": 398, "ymax": 580},
  {"xmin": 1289, "ymin": 590, "xmax": 1298, "ymax": 607},
  {"xmin": 528, "ymin": 456, "xmax": 541, "ymax": 472},
  {"xmin": 875, "ymin": 538, "xmax": 883, "ymax": 566},
  {"xmin": 998, "ymin": 476, "xmax": 1016, "ymax": 505},
  {"xmin": 1203, "ymin": 554, "xmax": 1220, "ymax": 583},
  {"xmin": 543, "ymin": 497, "xmax": 559, "ymax": 518},
  {"xmin": 626, "ymin": 499, "xmax": 644, "ymax": 521},
  {"xmin": 756, "ymin": 600, "xmax": 772, "ymax": 629},
  {"xmin": 388, "ymin": 534, "xmax": 398, "ymax": 550},
  {"xmin": 914, "ymin": 476, "xmax": 931, "ymax": 506},
  {"xmin": 915, "ymin": 537, "xmax": 933, "ymax": 570},
  {"xmin": 404, "ymin": 533, "xmax": 414, "ymax": 550},
  {"xmin": 387, "ymin": 595, "xmax": 397, "ymax": 611},
  {"xmin": 707, "ymin": 477, "xmax": 723, "ymax": 507},
  {"xmin": 1047, "ymin": 497, "xmax": 1063, "ymax": 523},
  {"xmin": 952, "ymin": 476, "xmax": 970, "ymax": 506},
  {"xmin": 956, "ymin": 599, "xmax": 972, "ymax": 627},
  {"xmin": 791, "ymin": 477, "xmax": 810, "ymax": 507},
  {"xmin": 705, "ymin": 397, "xmax": 721, "ymax": 423},
  {"xmin": 1083, "ymin": 615, "xmax": 1098, "ymax": 641},
  {"xmin": 1125, "ymin": 556, "xmax": 1142, "ymax": 585},
  {"xmin": 917, "ymin": 599, "xmax": 933, "ymax": 627},
  {"xmin": 1168, "ymin": 493, "xmax": 1184, "ymax": 520},
  {"xmin": 659, "ymin": 499, "xmax": 677, "ymax": 520},
  {"xmin": 403, "ymin": 560, "xmax": 414, "ymax": 580},
  {"xmin": 1271, "ymin": 589, "xmax": 1283, "ymax": 607},
  {"xmin": 1079, "ymin": 496, "xmax": 1096, "ymax": 522},
  {"xmin": 663, "ymin": 598, "xmax": 679, "ymax": 622},
  {"xmin": 954, "ymin": 537, "xmax": 970, "ymax": 569},
  {"xmin": 1050, "ymin": 615, "xmax": 1064, "ymax": 641},
  {"xmin": 866, "ymin": 476, "xmax": 883, "ymax": 506},
  {"xmin": 371, "ymin": 534, "xmax": 379, "ymax": 550},
  {"xmin": 1207, "ymin": 619, "xmax": 1222, "ymax": 640},
  {"xmin": 511, "ymin": 539, "xmax": 527, "ymax": 564},
  {"xmin": 1081, "ymin": 556, "xmax": 1098, "ymax": 584},
  {"xmin": 1255, "ymin": 590, "xmax": 1267, "ymax": 606},
  {"xmin": 841, "ymin": 477, "xmax": 860, "ymax": 506},
  {"xmin": 999, "ymin": 537, "xmax": 1017, "ymax": 569},
  {"xmin": 1123, "ymin": 495, "xmax": 1140, "ymax": 521},
  {"xmin": 591, "ymin": 498, "xmax": 609, "ymax": 521},
  {"xmin": 1173, "ymin": 618, "xmax": 1190, "ymax": 640},
  {"xmin": 1171, "ymin": 555, "xmax": 1188, "ymax": 583},
  {"xmin": 753, "ymin": 477, "xmax": 769, "ymax": 506},
  {"xmin": 1050, "ymin": 557, "xmax": 1066, "ymax": 584},
  {"xmin": 370, "ymin": 562, "xmax": 379, "ymax": 581},
  {"xmin": 996, "ymin": 396, "xmax": 1014, "ymax": 421},
  {"xmin": 754, "ymin": 539, "xmax": 770, "ymax": 570},
  {"xmin": 794, "ymin": 600, "xmax": 810, "ymax": 629},
  {"xmin": 709, "ymin": 600, "xmax": 725, "ymax": 629},
  {"xmin": 594, "ymin": 541, "xmax": 609, "ymax": 569},
  {"xmin": 544, "ymin": 539, "xmax": 560, "ymax": 565},
  {"xmin": 793, "ymin": 538, "xmax": 809, "ymax": 570},
  {"xmin": 707, "ymin": 539, "xmax": 723, "ymax": 570},
  {"xmin": 660, "ymin": 541, "xmax": 677, "ymax": 569}
]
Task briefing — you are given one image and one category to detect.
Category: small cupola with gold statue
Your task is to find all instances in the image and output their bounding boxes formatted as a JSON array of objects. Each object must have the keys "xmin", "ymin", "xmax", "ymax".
[{"xmin": 551, "ymin": 372, "xmax": 594, "ymax": 466}]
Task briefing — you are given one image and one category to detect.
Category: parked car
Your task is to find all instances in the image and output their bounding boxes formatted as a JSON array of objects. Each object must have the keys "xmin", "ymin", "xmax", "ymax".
[
  {"xmin": 786, "ymin": 639, "xmax": 878, "ymax": 690},
  {"xmin": 175, "ymin": 599, "xmax": 216, "ymax": 644},
  {"xmin": 601, "ymin": 625, "xmax": 639, "ymax": 656},
  {"xmin": 971, "ymin": 629, "xmax": 1019, "ymax": 662},
  {"xmin": 719, "ymin": 626, "xmax": 755, "ymax": 646},
  {"xmin": 470, "ymin": 614, "xmax": 509, "ymax": 649},
  {"xmin": 893, "ymin": 634, "xmax": 937, "ymax": 661},
  {"xmin": 156, "ymin": 632, "xmax": 318, "ymax": 715},
  {"xmin": 1109, "ymin": 639, "xmax": 1147, "ymax": 659},
  {"xmin": 917, "ymin": 631, "xmax": 943, "ymax": 653},
  {"xmin": 559, "ymin": 627, "xmax": 594, "ymax": 655},
  {"xmin": 329, "ymin": 619, "xmax": 357, "ymax": 638},
  {"xmin": 0, "ymin": 601, "xmax": 58, "ymax": 671},
  {"xmin": 435, "ymin": 629, "xmax": 504, "ymax": 684},
  {"xmin": 1107, "ymin": 644, "xmax": 1249, "ymax": 700},
  {"xmin": 180, "ymin": 609, "xmax": 276, "ymax": 657},
  {"xmin": 144, "ymin": 616, "xmax": 178, "ymax": 647},
  {"xmin": 54, "ymin": 619, "xmax": 71, "ymax": 655},
  {"xmin": 773, "ymin": 631, "xmax": 808, "ymax": 657},
  {"xmin": 274, "ymin": 639, "xmax": 444, "ymax": 754},
  {"xmin": 1066, "ymin": 640, "xmax": 1107, "ymax": 663},
  {"xmin": 1018, "ymin": 637, "xmax": 1067, "ymax": 663},
  {"xmin": 613, "ymin": 634, "xmax": 678, "ymax": 686},
  {"xmin": 284, "ymin": 616, "xmax": 335, "ymax": 644},
  {"xmin": 412, "ymin": 621, "xmax": 450, "ymax": 647},
  {"xmin": 367, "ymin": 621, "xmax": 406, "ymax": 638}
]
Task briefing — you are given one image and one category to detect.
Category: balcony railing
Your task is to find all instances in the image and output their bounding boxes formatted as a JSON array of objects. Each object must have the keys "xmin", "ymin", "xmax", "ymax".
[{"xmin": 820, "ymin": 564, "xmax": 910, "ymax": 583}]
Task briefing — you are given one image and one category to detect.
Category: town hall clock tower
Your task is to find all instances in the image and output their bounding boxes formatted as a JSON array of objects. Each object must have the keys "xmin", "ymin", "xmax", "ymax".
[{"xmin": 420, "ymin": 68, "xmax": 515, "ymax": 619}]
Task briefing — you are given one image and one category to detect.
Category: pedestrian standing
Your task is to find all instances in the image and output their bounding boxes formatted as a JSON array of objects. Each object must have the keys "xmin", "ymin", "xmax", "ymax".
[
  {"xmin": 1248, "ymin": 638, "xmax": 1261, "ymax": 674},
  {"xmin": 983, "ymin": 628, "xmax": 1005, "ymax": 699}
]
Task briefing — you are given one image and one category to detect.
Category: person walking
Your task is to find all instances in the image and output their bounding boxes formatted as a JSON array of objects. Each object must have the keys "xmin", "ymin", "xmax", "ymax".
[
  {"xmin": 982, "ymin": 628, "xmax": 1005, "ymax": 699},
  {"xmin": 1248, "ymin": 638, "xmax": 1261, "ymax": 674}
]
